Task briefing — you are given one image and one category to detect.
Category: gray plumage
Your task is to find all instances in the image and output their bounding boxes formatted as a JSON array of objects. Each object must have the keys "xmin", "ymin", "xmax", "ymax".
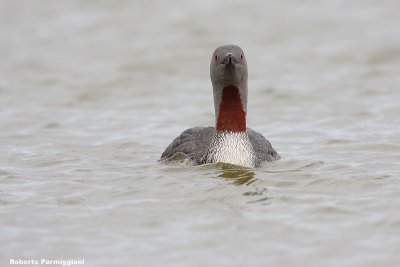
[{"xmin": 161, "ymin": 127, "xmax": 280, "ymax": 167}]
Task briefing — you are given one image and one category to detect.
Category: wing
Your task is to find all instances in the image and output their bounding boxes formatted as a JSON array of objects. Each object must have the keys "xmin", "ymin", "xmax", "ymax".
[
  {"xmin": 247, "ymin": 128, "xmax": 280, "ymax": 163},
  {"xmin": 160, "ymin": 126, "xmax": 215, "ymax": 163}
]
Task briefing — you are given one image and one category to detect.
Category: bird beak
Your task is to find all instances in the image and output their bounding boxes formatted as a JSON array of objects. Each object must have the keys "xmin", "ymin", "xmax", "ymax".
[{"xmin": 223, "ymin": 53, "xmax": 234, "ymax": 66}]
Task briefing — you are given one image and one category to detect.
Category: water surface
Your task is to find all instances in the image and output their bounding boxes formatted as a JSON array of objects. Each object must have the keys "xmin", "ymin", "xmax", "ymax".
[{"xmin": 1, "ymin": 0, "xmax": 400, "ymax": 266}]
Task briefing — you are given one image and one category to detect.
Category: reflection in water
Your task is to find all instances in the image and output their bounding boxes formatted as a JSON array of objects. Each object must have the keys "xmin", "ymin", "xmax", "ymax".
[
  {"xmin": 161, "ymin": 152, "xmax": 193, "ymax": 166},
  {"xmin": 215, "ymin": 163, "xmax": 271, "ymax": 204},
  {"xmin": 215, "ymin": 163, "xmax": 256, "ymax": 185}
]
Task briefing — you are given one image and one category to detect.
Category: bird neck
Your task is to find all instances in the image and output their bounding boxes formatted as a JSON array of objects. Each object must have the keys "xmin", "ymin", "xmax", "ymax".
[{"xmin": 215, "ymin": 85, "xmax": 247, "ymax": 132}]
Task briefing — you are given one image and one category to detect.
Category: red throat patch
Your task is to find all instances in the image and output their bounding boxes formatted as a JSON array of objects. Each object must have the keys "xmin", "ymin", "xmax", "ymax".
[{"xmin": 216, "ymin": 86, "xmax": 246, "ymax": 132}]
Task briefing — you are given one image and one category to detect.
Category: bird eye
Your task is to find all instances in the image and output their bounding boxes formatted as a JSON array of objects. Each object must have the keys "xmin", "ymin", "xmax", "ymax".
[
  {"xmin": 240, "ymin": 53, "xmax": 243, "ymax": 60},
  {"xmin": 214, "ymin": 54, "xmax": 218, "ymax": 61}
]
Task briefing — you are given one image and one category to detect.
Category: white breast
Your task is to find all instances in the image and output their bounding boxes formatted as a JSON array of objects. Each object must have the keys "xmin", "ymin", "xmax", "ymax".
[{"xmin": 203, "ymin": 131, "xmax": 256, "ymax": 168}]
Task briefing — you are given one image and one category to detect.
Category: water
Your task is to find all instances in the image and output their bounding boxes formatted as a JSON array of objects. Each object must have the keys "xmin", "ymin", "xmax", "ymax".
[{"xmin": 1, "ymin": 0, "xmax": 400, "ymax": 266}]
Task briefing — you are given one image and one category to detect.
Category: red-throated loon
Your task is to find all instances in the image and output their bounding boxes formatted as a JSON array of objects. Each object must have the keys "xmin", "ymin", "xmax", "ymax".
[{"xmin": 160, "ymin": 45, "xmax": 280, "ymax": 167}]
